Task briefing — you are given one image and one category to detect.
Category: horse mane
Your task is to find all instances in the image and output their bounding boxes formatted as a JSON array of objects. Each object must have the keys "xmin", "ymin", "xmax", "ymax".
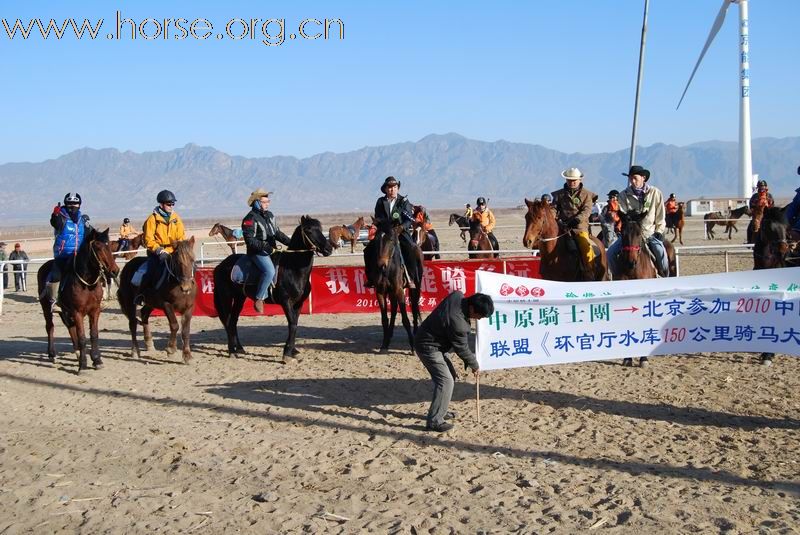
[
  {"xmin": 289, "ymin": 215, "xmax": 323, "ymax": 250},
  {"xmin": 762, "ymin": 206, "xmax": 786, "ymax": 225},
  {"xmin": 172, "ymin": 238, "xmax": 196, "ymax": 267}
]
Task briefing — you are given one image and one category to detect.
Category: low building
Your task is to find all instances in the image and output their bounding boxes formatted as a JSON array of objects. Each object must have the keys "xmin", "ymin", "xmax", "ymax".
[{"xmin": 685, "ymin": 198, "xmax": 748, "ymax": 217}]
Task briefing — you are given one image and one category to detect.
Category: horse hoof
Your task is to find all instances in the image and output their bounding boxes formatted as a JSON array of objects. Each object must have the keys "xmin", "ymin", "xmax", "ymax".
[
  {"xmin": 622, "ymin": 358, "xmax": 633, "ymax": 367},
  {"xmin": 281, "ymin": 355, "xmax": 296, "ymax": 365},
  {"xmin": 182, "ymin": 354, "xmax": 193, "ymax": 364},
  {"xmin": 235, "ymin": 346, "xmax": 247, "ymax": 355},
  {"xmin": 379, "ymin": 347, "xmax": 390, "ymax": 355},
  {"xmin": 639, "ymin": 357, "xmax": 649, "ymax": 368},
  {"xmin": 761, "ymin": 357, "xmax": 773, "ymax": 367},
  {"xmin": 291, "ymin": 348, "xmax": 300, "ymax": 357},
  {"xmin": 93, "ymin": 361, "xmax": 104, "ymax": 370},
  {"xmin": 165, "ymin": 346, "xmax": 177, "ymax": 356}
]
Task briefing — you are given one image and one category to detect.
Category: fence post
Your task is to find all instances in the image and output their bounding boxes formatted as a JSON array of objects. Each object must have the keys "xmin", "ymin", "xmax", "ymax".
[{"xmin": 0, "ymin": 261, "xmax": 5, "ymax": 316}]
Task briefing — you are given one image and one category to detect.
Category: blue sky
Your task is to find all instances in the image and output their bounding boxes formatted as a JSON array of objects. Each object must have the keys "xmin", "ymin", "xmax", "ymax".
[{"xmin": 1, "ymin": 0, "xmax": 798, "ymax": 164}]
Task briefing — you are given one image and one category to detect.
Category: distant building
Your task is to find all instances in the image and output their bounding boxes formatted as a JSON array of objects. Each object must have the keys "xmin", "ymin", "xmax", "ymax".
[{"xmin": 685, "ymin": 198, "xmax": 748, "ymax": 217}]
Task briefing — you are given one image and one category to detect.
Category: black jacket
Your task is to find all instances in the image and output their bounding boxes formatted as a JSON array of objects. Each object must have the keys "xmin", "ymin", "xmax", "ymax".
[
  {"xmin": 373, "ymin": 195, "xmax": 414, "ymax": 235},
  {"xmin": 242, "ymin": 208, "xmax": 291, "ymax": 256},
  {"xmin": 414, "ymin": 291, "xmax": 479, "ymax": 372}
]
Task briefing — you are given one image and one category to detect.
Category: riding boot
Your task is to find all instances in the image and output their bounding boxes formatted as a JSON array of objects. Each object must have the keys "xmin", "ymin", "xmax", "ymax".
[
  {"xmin": 47, "ymin": 281, "xmax": 61, "ymax": 313},
  {"xmin": 254, "ymin": 299, "xmax": 265, "ymax": 313}
]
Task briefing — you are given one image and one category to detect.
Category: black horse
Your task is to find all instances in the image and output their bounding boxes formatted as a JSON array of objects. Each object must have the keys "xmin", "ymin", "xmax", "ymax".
[{"xmin": 213, "ymin": 216, "xmax": 333, "ymax": 362}]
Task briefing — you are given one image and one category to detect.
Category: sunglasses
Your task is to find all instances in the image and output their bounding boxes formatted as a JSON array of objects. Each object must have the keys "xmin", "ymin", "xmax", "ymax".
[{"xmin": 163, "ymin": 202, "xmax": 176, "ymax": 206}]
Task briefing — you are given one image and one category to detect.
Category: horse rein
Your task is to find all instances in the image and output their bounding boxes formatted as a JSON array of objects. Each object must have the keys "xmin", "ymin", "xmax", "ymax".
[{"xmin": 164, "ymin": 249, "xmax": 196, "ymax": 287}]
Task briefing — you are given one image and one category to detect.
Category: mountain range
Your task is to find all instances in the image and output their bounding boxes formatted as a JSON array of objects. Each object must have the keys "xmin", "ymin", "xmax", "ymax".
[{"xmin": 2, "ymin": 133, "xmax": 799, "ymax": 224}]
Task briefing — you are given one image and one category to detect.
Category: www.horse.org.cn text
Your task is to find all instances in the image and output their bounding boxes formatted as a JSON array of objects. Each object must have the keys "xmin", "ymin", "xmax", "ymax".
[{"xmin": 1, "ymin": 11, "xmax": 345, "ymax": 47}]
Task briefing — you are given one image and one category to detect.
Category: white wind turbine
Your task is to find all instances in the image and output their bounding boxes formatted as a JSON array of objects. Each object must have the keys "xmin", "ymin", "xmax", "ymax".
[{"xmin": 677, "ymin": 0, "xmax": 753, "ymax": 199}]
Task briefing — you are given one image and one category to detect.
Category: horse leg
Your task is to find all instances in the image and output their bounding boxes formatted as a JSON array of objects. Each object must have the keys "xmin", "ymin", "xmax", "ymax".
[
  {"xmin": 128, "ymin": 306, "xmax": 141, "ymax": 358},
  {"xmin": 41, "ymin": 300, "xmax": 57, "ymax": 362},
  {"xmin": 163, "ymin": 303, "xmax": 179, "ymax": 357},
  {"xmin": 281, "ymin": 300, "xmax": 302, "ymax": 361},
  {"xmin": 350, "ymin": 238, "xmax": 356, "ymax": 254},
  {"xmin": 142, "ymin": 307, "xmax": 154, "ymax": 352},
  {"xmin": 74, "ymin": 311, "xmax": 88, "ymax": 373},
  {"xmin": 89, "ymin": 307, "xmax": 103, "ymax": 369},
  {"xmin": 180, "ymin": 310, "xmax": 193, "ymax": 364},
  {"xmin": 228, "ymin": 294, "xmax": 247, "ymax": 356},
  {"xmin": 377, "ymin": 292, "xmax": 391, "ymax": 354},
  {"xmin": 397, "ymin": 293, "xmax": 415, "ymax": 355}
]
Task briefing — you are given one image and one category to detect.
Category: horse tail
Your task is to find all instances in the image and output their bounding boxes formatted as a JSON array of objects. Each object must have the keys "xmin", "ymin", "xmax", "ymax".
[{"xmin": 213, "ymin": 259, "xmax": 233, "ymax": 327}]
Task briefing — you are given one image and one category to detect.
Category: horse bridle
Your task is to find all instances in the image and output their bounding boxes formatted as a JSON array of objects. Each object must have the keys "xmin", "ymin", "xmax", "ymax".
[
  {"xmin": 73, "ymin": 239, "xmax": 116, "ymax": 287},
  {"xmin": 164, "ymin": 248, "xmax": 196, "ymax": 287}
]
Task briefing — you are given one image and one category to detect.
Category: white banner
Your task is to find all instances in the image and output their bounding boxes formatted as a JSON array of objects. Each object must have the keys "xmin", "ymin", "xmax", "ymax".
[{"xmin": 476, "ymin": 268, "xmax": 800, "ymax": 370}]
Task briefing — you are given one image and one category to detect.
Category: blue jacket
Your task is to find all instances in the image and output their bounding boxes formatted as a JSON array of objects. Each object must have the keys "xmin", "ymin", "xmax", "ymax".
[
  {"xmin": 51, "ymin": 207, "xmax": 90, "ymax": 258},
  {"xmin": 786, "ymin": 188, "xmax": 800, "ymax": 230}
]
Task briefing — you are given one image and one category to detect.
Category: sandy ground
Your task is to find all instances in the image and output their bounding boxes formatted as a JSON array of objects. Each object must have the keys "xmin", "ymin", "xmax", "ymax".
[{"xmin": 1, "ymin": 210, "xmax": 798, "ymax": 534}]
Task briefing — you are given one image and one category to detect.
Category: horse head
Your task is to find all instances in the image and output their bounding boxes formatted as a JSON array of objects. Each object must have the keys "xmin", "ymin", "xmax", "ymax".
[
  {"xmin": 619, "ymin": 211, "xmax": 647, "ymax": 270},
  {"xmin": 299, "ymin": 215, "xmax": 333, "ymax": 256},
  {"xmin": 208, "ymin": 223, "xmax": 220, "ymax": 237},
  {"xmin": 170, "ymin": 236, "xmax": 197, "ymax": 294},
  {"xmin": 376, "ymin": 221, "xmax": 403, "ymax": 271},
  {"xmin": 89, "ymin": 227, "xmax": 120, "ymax": 278},
  {"xmin": 354, "ymin": 216, "xmax": 365, "ymax": 228},
  {"xmin": 757, "ymin": 207, "xmax": 789, "ymax": 266},
  {"xmin": 522, "ymin": 198, "xmax": 552, "ymax": 249}
]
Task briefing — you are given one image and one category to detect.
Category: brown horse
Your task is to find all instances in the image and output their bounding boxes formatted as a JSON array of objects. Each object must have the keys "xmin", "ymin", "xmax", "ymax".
[
  {"xmin": 365, "ymin": 222, "xmax": 422, "ymax": 354},
  {"xmin": 209, "ymin": 223, "xmax": 240, "ymax": 254},
  {"xmin": 666, "ymin": 202, "xmax": 686, "ymax": 245},
  {"xmin": 705, "ymin": 204, "xmax": 750, "ymax": 240},
  {"xmin": 467, "ymin": 218, "xmax": 499, "ymax": 259},
  {"xmin": 213, "ymin": 216, "xmax": 333, "ymax": 360},
  {"xmin": 328, "ymin": 216, "xmax": 366, "ymax": 253},
  {"xmin": 111, "ymin": 233, "xmax": 144, "ymax": 260},
  {"xmin": 448, "ymin": 213, "xmax": 470, "ymax": 243},
  {"xmin": 412, "ymin": 206, "xmax": 440, "ymax": 260},
  {"xmin": 522, "ymin": 198, "xmax": 608, "ymax": 281},
  {"xmin": 117, "ymin": 238, "xmax": 197, "ymax": 363},
  {"xmin": 37, "ymin": 228, "xmax": 119, "ymax": 372}
]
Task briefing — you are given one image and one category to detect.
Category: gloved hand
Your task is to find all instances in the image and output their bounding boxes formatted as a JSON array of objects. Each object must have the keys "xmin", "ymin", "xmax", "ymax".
[
  {"xmin": 652, "ymin": 232, "xmax": 664, "ymax": 241},
  {"xmin": 261, "ymin": 242, "xmax": 273, "ymax": 255},
  {"xmin": 157, "ymin": 248, "xmax": 170, "ymax": 260},
  {"xmin": 567, "ymin": 217, "xmax": 580, "ymax": 229},
  {"xmin": 52, "ymin": 203, "xmax": 61, "ymax": 215}
]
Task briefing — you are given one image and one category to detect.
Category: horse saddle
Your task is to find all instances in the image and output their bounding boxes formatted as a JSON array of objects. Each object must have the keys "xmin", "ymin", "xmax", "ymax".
[
  {"xmin": 131, "ymin": 262, "xmax": 168, "ymax": 289},
  {"xmin": 345, "ymin": 225, "xmax": 356, "ymax": 236},
  {"xmin": 230, "ymin": 255, "xmax": 280, "ymax": 289},
  {"xmin": 232, "ymin": 228, "xmax": 244, "ymax": 240}
]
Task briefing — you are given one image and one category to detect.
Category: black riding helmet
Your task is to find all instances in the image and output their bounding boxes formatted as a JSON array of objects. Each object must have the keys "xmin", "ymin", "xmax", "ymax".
[
  {"xmin": 123, "ymin": 217, "xmax": 130, "ymax": 224},
  {"xmin": 63, "ymin": 192, "xmax": 82, "ymax": 205},
  {"xmin": 157, "ymin": 190, "xmax": 177, "ymax": 204},
  {"xmin": 476, "ymin": 196, "xmax": 486, "ymax": 206},
  {"xmin": 607, "ymin": 189, "xmax": 619, "ymax": 198}
]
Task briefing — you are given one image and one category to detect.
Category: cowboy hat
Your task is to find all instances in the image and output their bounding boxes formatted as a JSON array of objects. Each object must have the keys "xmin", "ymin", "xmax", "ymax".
[
  {"xmin": 561, "ymin": 167, "xmax": 584, "ymax": 180},
  {"xmin": 622, "ymin": 165, "xmax": 651, "ymax": 181},
  {"xmin": 247, "ymin": 188, "xmax": 272, "ymax": 206},
  {"xmin": 380, "ymin": 176, "xmax": 401, "ymax": 194}
]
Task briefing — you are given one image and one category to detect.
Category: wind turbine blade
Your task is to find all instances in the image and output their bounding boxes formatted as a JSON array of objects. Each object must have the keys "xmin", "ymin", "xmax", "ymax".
[{"xmin": 676, "ymin": 0, "xmax": 732, "ymax": 110}]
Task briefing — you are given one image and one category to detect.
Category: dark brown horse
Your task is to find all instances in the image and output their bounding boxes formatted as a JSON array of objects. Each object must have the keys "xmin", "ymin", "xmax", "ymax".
[
  {"xmin": 209, "ymin": 223, "xmax": 240, "ymax": 254},
  {"xmin": 37, "ymin": 228, "xmax": 119, "ymax": 372},
  {"xmin": 612, "ymin": 212, "xmax": 676, "ymax": 367},
  {"xmin": 117, "ymin": 238, "xmax": 197, "ymax": 363},
  {"xmin": 111, "ymin": 233, "xmax": 144, "ymax": 260},
  {"xmin": 522, "ymin": 198, "xmax": 608, "ymax": 282},
  {"xmin": 213, "ymin": 216, "xmax": 333, "ymax": 361},
  {"xmin": 448, "ymin": 213, "xmax": 470, "ymax": 243},
  {"xmin": 753, "ymin": 207, "xmax": 796, "ymax": 365},
  {"xmin": 467, "ymin": 218, "xmax": 499, "ymax": 259},
  {"xmin": 705, "ymin": 204, "xmax": 750, "ymax": 240},
  {"xmin": 328, "ymin": 216, "xmax": 366, "ymax": 253},
  {"xmin": 666, "ymin": 202, "xmax": 686, "ymax": 245},
  {"xmin": 412, "ymin": 206, "xmax": 440, "ymax": 261},
  {"xmin": 365, "ymin": 222, "xmax": 422, "ymax": 354}
]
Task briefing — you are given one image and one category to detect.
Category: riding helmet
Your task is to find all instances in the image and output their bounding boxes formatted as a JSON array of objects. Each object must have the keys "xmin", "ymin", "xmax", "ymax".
[
  {"xmin": 157, "ymin": 190, "xmax": 177, "ymax": 204},
  {"xmin": 757, "ymin": 179, "xmax": 768, "ymax": 188},
  {"xmin": 476, "ymin": 196, "xmax": 486, "ymax": 206},
  {"xmin": 123, "ymin": 217, "xmax": 130, "ymax": 223},
  {"xmin": 607, "ymin": 189, "xmax": 619, "ymax": 198},
  {"xmin": 63, "ymin": 192, "xmax": 82, "ymax": 205}
]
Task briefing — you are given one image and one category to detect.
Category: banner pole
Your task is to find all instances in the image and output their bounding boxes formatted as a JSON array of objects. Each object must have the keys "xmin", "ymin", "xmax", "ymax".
[{"xmin": 476, "ymin": 372, "xmax": 481, "ymax": 424}]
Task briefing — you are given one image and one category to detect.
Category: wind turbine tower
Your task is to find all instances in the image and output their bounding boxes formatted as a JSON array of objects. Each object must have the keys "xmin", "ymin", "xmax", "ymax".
[{"xmin": 677, "ymin": 0, "xmax": 753, "ymax": 199}]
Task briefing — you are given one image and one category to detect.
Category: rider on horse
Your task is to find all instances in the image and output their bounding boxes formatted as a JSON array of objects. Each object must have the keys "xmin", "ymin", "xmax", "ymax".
[
  {"xmin": 464, "ymin": 203, "xmax": 473, "ymax": 219},
  {"xmin": 665, "ymin": 193, "xmax": 679, "ymax": 229},
  {"xmin": 471, "ymin": 197, "xmax": 499, "ymax": 252},
  {"xmin": 135, "ymin": 190, "xmax": 185, "ymax": 316},
  {"xmin": 241, "ymin": 188, "xmax": 291, "ymax": 312},
  {"xmin": 749, "ymin": 179, "xmax": 775, "ymax": 211},
  {"xmin": 551, "ymin": 168, "xmax": 596, "ymax": 279},
  {"xmin": 785, "ymin": 186, "xmax": 800, "ymax": 241},
  {"xmin": 607, "ymin": 165, "xmax": 669, "ymax": 278},
  {"xmin": 45, "ymin": 192, "xmax": 93, "ymax": 311},
  {"xmin": 119, "ymin": 217, "xmax": 137, "ymax": 250},
  {"xmin": 414, "ymin": 205, "xmax": 439, "ymax": 252},
  {"xmin": 365, "ymin": 176, "xmax": 420, "ymax": 289},
  {"xmin": 601, "ymin": 189, "xmax": 622, "ymax": 247}
]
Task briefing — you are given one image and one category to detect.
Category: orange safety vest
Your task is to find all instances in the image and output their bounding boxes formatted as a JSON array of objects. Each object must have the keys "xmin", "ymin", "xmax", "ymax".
[{"xmin": 665, "ymin": 199, "xmax": 678, "ymax": 214}]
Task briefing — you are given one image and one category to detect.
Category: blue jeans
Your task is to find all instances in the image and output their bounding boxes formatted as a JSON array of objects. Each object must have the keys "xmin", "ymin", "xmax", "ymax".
[
  {"xmin": 249, "ymin": 254, "xmax": 275, "ymax": 301},
  {"xmin": 608, "ymin": 235, "xmax": 668, "ymax": 276}
]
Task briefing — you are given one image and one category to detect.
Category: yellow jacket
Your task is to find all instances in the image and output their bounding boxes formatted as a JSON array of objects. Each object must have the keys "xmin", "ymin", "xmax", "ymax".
[
  {"xmin": 119, "ymin": 223, "xmax": 137, "ymax": 239},
  {"xmin": 143, "ymin": 210, "xmax": 185, "ymax": 253},
  {"xmin": 472, "ymin": 208, "xmax": 496, "ymax": 233}
]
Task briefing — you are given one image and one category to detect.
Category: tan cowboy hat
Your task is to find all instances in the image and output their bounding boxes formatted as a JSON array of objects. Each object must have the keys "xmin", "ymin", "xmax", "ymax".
[
  {"xmin": 561, "ymin": 167, "xmax": 584, "ymax": 180},
  {"xmin": 247, "ymin": 188, "xmax": 272, "ymax": 205}
]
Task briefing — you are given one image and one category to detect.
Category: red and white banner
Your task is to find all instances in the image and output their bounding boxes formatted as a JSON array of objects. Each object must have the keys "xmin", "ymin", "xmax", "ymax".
[{"xmin": 186, "ymin": 257, "xmax": 540, "ymax": 317}]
